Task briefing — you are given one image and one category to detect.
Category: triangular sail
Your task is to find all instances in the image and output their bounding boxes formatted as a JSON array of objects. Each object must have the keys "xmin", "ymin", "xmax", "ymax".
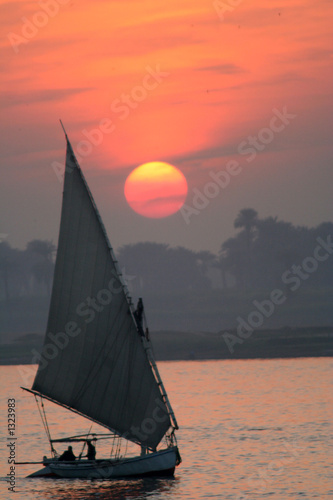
[{"xmin": 32, "ymin": 137, "xmax": 171, "ymax": 449}]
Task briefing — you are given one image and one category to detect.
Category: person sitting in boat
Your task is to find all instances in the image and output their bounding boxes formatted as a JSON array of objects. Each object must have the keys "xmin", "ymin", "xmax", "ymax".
[
  {"xmin": 135, "ymin": 297, "xmax": 144, "ymax": 335},
  {"xmin": 59, "ymin": 445, "xmax": 76, "ymax": 461},
  {"xmin": 85, "ymin": 439, "xmax": 96, "ymax": 460}
]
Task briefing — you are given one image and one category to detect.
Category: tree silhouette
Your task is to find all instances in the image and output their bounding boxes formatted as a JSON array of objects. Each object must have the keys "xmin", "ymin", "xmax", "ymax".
[
  {"xmin": 26, "ymin": 240, "xmax": 56, "ymax": 261},
  {"xmin": 0, "ymin": 242, "xmax": 13, "ymax": 301},
  {"xmin": 117, "ymin": 242, "xmax": 213, "ymax": 296},
  {"xmin": 254, "ymin": 217, "xmax": 298, "ymax": 287},
  {"xmin": 26, "ymin": 240, "xmax": 55, "ymax": 295},
  {"xmin": 234, "ymin": 208, "xmax": 258, "ymax": 288},
  {"xmin": 220, "ymin": 234, "xmax": 248, "ymax": 289}
]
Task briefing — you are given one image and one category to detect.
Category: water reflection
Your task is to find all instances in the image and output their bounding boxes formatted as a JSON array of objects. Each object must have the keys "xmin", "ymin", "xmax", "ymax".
[
  {"xmin": 24, "ymin": 477, "xmax": 177, "ymax": 500},
  {"xmin": 1, "ymin": 359, "xmax": 332, "ymax": 500}
]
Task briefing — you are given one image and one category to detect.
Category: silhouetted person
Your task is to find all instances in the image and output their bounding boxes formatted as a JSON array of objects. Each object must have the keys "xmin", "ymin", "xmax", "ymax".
[
  {"xmin": 59, "ymin": 445, "xmax": 76, "ymax": 461},
  {"xmin": 86, "ymin": 440, "xmax": 96, "ymax": 460},
  {"xmin": 135, "ymin": 298, "xmax": 144, "ymax": 335}
]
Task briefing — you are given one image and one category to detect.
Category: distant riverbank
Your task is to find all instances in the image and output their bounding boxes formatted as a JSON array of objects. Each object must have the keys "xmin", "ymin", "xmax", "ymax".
[
  {"xmin": 0, "ymin": 326, "xmax": 332, "ymax": 365},
  {"xmin": 152, "ymin": 326, "xmax": 333, "ymax": 360}
]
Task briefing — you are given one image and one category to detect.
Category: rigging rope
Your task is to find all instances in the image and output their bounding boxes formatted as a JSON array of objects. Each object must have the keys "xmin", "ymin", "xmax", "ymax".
[
  {"xmin": 115, "ymin": 435, "xmax": 121, "ymax": 459},
  {"xmin": 110, "ymin": 433, "xmax": 116, "ymax": 458},
  {"xmin": 78, "ymin": 424, "xmax": 93, "ymax": 459},
  {"xmin": 34, "ymin": 395, "xmax": 56, "ymax": 456}
]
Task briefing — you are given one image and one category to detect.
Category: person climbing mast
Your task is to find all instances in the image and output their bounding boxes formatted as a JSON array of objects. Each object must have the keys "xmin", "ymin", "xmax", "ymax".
[{"xmin": 135, "ymin": 297, "xmax": 144, "ymax": 335}]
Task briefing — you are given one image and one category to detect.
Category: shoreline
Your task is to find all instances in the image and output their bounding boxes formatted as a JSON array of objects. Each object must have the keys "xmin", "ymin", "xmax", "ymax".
[{"xmin": 1, "ymin": 326, "xmax": 332, "ymax": 365}]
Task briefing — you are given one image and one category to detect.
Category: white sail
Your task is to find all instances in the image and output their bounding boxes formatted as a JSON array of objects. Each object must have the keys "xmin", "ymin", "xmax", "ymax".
[{"xmin": 32, "ymin": 137, "xmax": 172, "ymax": 450}]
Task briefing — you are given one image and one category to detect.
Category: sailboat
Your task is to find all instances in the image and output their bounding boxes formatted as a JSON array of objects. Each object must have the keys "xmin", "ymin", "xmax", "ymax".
[{"xmin": 21, "ymin": 124, "xmax": 181, "ymax": 479}]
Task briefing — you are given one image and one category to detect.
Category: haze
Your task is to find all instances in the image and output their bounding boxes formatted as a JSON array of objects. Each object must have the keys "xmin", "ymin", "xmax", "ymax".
[{"xmin": 1, "ymin": 0, "xmax": 332, "ymax": 253}]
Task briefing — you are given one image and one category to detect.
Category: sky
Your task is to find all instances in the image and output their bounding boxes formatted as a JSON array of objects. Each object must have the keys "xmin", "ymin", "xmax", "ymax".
[{"xmin": 1, "ymin": 0, "xmax": 332, "ymax": 254}]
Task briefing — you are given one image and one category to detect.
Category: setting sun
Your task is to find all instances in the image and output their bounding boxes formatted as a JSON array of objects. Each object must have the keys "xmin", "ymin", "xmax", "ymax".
[{"xmin": 124, "ymin": 161, "xmax": 188, "ymax": 218}]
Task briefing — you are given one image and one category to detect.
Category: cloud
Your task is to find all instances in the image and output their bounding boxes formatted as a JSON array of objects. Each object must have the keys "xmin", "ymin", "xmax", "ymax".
[
  {"xmin": 134, "ymin": 193, "xmax": 186, "ymax": 207},
  {"xmin": 222, "ymin": 6, "xmax": 303, "ymax": 29},
  {"xmin": 2, "ymin": 87, "xmax": 94, "ymax": 108},
  {"xmin": 286, "ymin": 48, "xmax": 333, "ymax": 63},
  {"xmin": 0, "ymin": 1, "xmax": 32, "ymax": 27},
  {"xmin": 225, "ymin": 71, "xmax": 310, "ymax": 92},
  {"xmin": 195, "ymin": 63, "xmax": 244, "ymax": 75},
  {"xmin": 174, "ymin": 142, "xmax": 239, "ymax": 165}
]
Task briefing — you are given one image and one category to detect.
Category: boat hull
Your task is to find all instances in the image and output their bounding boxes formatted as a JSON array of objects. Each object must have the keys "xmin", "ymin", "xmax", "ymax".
[{"xmin": 47, "ymin": 447, "xmax": 179, "ymax": 479}]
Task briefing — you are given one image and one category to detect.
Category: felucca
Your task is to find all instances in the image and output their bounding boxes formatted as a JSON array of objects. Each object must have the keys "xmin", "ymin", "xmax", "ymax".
[{"xmin": 22, "ymin": 124, "xmax": 181, "ymax": 479}]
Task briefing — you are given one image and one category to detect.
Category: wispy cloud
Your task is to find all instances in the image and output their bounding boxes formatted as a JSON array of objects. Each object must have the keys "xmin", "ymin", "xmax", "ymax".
[
  {"xmin": 2, "ymin": 87, "xmax": 94, "ymax": 108},
  {"xmin": 196, "ymin": 63, "xmax": 244, "ymax": 75},
  {"xmin": 226, "ymin": 72, "xmax": 311, "ymax": 92},
  {"xmin": 222, "ymin": 6, "xmax": 303, "ymax": 28},
  {"xmin": 284, "ymin": 47, "xmax": 333, "ymax": 63}
]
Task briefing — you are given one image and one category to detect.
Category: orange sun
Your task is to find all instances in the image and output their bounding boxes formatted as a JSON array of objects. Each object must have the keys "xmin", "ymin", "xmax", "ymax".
[{"xmin": 124, "ymin": 162, "xmax": 188, "ymax": 218}]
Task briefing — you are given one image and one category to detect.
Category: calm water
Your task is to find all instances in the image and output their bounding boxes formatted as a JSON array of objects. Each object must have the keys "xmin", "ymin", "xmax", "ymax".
[{"xmin": 0, "ymin": 359, "xmax": 332, "ymax": 500}]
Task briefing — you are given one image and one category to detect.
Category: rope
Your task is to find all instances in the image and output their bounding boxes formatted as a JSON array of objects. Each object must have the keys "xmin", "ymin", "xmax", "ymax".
[
  {"xmin": 122, "ymin": 438, "xmax": 128, "ymax": 459},
  {"xmin": 78, "ymin": 424, "xmax": 93, "ymax": 459},
  {"xmin": 109, "ymin": 434, "xmax": 122, "ymax": 460},
  {"xmin": 110, "ymin": 433, "xmax": 116, "ymax": 458},
  {"xmin": 34, "ymin": 395, "xmax": 56, "ymax": 456},
  {"xmin": 115, "ymin": 436, "xmax": 121, "ymax": 459}
]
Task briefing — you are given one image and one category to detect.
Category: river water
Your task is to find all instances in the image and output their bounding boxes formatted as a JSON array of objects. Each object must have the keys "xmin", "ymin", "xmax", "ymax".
[{"xmin": 0, "ymin": 359, "xmax": 332, "ymax": 499}]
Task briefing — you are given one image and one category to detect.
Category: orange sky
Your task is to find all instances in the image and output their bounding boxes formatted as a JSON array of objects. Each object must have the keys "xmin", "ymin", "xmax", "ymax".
[{"xmin": 1, "ymin": 0, "xmax": 332, "ymax": 251}]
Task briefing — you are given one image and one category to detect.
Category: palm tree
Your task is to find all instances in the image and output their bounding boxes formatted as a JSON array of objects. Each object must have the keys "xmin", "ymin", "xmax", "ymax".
[
  {"xmin": 234, "ymin": 208, "xmax": 258, "ymax": 288},
  {"xmin": 220, "ymin": 234, "xmax": 248, "ymax": 289}
]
